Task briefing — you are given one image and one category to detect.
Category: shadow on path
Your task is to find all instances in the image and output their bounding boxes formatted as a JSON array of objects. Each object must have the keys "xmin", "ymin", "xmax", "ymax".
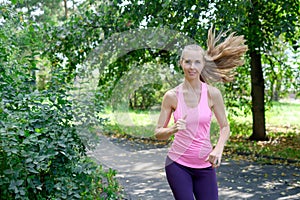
[{"xmin": 88, "ymin": 134, "xmax": 300, "ymax": 200}]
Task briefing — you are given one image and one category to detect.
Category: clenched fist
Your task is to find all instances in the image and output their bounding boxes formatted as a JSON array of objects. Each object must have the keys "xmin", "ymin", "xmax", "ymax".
[{"xmin": 174, "ymin": 115, "xmax": 187, "ymax": 132}]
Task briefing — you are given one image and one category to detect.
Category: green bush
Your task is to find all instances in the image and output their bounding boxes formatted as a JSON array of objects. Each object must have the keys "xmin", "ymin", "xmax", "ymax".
[
  {"xmin": 0, "ymin": 64, "xmax": 121, "ymax": 199},
  {"xmin": 0, "ymin": 3, "xmax": 123, "ymax": 199}
]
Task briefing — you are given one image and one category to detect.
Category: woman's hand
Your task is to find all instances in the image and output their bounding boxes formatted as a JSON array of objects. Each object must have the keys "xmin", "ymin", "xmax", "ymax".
[
  {"xmin": 205, "ymin": 148, "xmax": 223, "ymax": 168},
  {"xmin": 173, "ymin": 115, "xmax": 187, "ymax": 132}
]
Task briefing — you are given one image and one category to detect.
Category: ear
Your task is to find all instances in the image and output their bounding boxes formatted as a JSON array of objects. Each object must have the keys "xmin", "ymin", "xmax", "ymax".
[
  {"xmin": 178, "ymin": 60, "xmax": 183, "ymax": 68},
  {"xmin": 178, "ymin": 59, "xmax": 181, "ymax": 64}
]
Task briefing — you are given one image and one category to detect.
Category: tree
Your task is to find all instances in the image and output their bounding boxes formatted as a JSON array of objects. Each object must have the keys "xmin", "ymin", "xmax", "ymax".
[
  {"xmin": 44, "ymin": 0, "xmax": 299, "ymax": 141},
  {"xmin": 263, "ymin": 37, "xmax": 298, "ymax": 101},
  {"xmin": 212, "ymin": 0, "xmax": 299, "ymax": 140}
]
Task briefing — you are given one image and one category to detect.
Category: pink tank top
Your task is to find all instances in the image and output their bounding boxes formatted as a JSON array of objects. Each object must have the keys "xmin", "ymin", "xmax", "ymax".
[{"xmin": 167, "ymin": 82, "xmax": 213, "ymax": 168}]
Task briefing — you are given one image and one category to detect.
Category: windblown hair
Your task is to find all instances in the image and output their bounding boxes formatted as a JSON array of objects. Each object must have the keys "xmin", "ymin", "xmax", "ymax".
[{"xmin": 181, "ymin": 26, "xmax": 248, "ymax": 83}]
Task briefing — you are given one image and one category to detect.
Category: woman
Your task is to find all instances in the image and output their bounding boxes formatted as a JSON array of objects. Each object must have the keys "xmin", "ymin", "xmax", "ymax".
[{"xmin": 155, "ymin": 27, "xmax": 248, "ymax": 200}]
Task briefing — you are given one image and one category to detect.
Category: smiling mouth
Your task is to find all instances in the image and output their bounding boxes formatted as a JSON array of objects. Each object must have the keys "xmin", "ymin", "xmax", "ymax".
[{"xmin": 188, "ymin": 71, "xmax": 197, "ymax": 76}]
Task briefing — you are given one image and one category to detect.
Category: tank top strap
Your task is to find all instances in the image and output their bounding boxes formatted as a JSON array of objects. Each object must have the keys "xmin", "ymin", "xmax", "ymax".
[
  {"xmin": 175, "ymin": 83, "xmax": 185, "ymax": 105},
  {"xmin": 176, "ymin": 83, "xmax": 183, "ymax": 97},
  {"xmin": 202, "ymin": 82, "xmax": 207, "ymax": 96},
  {"xmin": 199, "ymin": 82, "xmax": 209, "ymax": 109},
  {"xmin": 173, "ymin": 84, "xmax": 184, "ymax": 122}
]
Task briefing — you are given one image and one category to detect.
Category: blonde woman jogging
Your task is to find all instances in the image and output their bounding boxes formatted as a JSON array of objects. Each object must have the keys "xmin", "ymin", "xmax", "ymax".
[{"xmin": 155, "ymin": 27, "xmax": 248, "ymax": 200}]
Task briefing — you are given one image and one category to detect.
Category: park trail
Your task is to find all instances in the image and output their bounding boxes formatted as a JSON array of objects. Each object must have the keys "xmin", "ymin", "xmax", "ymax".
[{"xmin": 88, "ymin": 134, "xmax": 300, "ymax": 200}]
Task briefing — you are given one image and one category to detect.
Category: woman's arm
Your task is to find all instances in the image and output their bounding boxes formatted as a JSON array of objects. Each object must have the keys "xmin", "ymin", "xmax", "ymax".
[
  {"xmin": 206, "ymin": 86, "xmax": 230, "ymax": 167},
  {"xmin": 155, "ymin": 90, "xmax": 177, "ymax": 140},
  {"xmin": 155, "ymin": 89, "xmax": 186, "ymax": 140}
]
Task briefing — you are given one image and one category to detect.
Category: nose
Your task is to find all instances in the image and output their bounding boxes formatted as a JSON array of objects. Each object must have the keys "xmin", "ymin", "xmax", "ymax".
[{"xmin": 191, "ymin": 62, "xmax": 196, "ymax": 69}]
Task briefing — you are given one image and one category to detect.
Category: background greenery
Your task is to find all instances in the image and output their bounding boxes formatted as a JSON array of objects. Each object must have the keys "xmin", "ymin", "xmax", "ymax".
[
  {"xmin": 0, "ymin": 1, "xmax": 121, "ymax": 199},
  {"xmin": 41, "ymin": 0, "xmax": 299, "ymax": 140},
  {"xmin": 0, "ymin": 0, "xmax": 299, "ymax": 199}
]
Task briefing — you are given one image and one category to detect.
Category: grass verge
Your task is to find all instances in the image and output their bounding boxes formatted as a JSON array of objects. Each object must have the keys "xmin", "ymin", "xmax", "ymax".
[{"xmin": 101, "ymin": 102, "xmax": 300, "ymax": 166}]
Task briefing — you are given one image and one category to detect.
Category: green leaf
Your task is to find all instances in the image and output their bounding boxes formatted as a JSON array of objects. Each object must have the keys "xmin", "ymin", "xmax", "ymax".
[
  {"xmin": 25, "ymin": 158, "xmax": 33, "ymax": 163},
  {"xmin": 11, "ymin": 0, "xmax": 18, "ymax": 4},
  {"xmin": 16, "ymin": 180, "xmax": 24, "ymax": 186},
  {"xmin": 3, "ymin": 169, "xmax": 14, "ymax": 175},
  {"xmin": 11, "ymin": 148, "xmax": 18, "ymax": 154}
]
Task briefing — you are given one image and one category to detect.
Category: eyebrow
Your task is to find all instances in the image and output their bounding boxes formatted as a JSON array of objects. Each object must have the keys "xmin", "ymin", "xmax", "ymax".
[{"xmin": 183, "ymin": 58, "xmax": 201, "ymax": 61}]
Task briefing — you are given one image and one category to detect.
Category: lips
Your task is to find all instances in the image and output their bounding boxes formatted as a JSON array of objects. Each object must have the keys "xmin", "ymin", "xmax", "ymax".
[{"xmin": 188, "ymin": 71, "xmax": 197, "ymax": 76}]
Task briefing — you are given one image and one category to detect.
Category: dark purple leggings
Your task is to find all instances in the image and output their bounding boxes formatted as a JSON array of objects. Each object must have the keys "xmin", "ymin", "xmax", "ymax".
[{"xmin": 165, "ymin": 157, "xmax": 218, "ymax": 200}]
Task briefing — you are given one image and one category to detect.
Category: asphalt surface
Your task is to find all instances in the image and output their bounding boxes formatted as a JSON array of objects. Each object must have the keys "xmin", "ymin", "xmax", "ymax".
[{"xmin": 88, "ymin": 134, "xmax": 300, "ymax": 200}]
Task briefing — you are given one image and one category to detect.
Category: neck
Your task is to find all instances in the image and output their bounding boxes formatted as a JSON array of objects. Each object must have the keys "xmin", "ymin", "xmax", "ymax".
[{"xmin": 184, "ymin": 78, "xmax": 202, "ymax": 90}]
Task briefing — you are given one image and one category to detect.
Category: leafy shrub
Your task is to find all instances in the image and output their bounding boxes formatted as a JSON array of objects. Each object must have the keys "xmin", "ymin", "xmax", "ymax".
[{"xmin": 0, "ymin": 63, "xmax": 122, "ymax": 199}]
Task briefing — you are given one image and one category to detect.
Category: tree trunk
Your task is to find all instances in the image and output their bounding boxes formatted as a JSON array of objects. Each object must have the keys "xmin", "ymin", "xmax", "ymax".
[
  {"xmin": 249, "ymin": 50, "xmax": 267, "ymax": 141},
  {"xmin": 247, "ymin": 0, "xmax": 268, "ymax": 141},
  {"xmin": 274, "ymin": 80, "xmax": 281, "ymax": 101},
  {"xmin": 64, "ymin": 0, "xmax": 68, "ymax": 19}
]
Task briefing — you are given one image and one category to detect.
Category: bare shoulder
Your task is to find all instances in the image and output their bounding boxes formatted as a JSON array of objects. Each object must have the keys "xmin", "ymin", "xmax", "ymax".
[
  {"xmin": 162, "ymin": 86, "xmax": 178, "ymax": 109},
  {"xmin": 206, "ymin": 84, "xmax": 223, "ymax": 108},
  {"xmin": 207, "ymin": 84, "xmax": 222, "ymax": 99},
  {"xmin": 164, "ymin": 87, "xmax": 177, "ymax": 99}
]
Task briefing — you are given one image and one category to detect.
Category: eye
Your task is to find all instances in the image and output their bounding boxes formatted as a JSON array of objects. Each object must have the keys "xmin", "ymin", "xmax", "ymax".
[
  {"xmin": 195, "ymin": 60, "xmax": 201, "ymax": 65},
  {"xmin": 184, "ymin": 60, "xmax": 191, "ymax": 64}
]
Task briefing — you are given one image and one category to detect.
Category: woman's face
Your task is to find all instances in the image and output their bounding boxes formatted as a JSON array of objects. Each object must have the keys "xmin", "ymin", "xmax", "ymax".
[{"xmin": 180, "ymin": 49, "xmax": 205, "ymax": 81}]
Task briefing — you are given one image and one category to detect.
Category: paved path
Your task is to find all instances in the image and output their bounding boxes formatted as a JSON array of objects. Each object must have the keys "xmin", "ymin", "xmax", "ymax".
[{"xmin": 88, "ymin": 134, "xmax": 300, "ymax": 200}]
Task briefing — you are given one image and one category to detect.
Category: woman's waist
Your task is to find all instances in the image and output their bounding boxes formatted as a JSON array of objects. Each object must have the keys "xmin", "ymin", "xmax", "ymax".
[
  {"xmin": 174, "ymin": 132, "xmax": 211, "ymax": 143},
  {"xmin": 167, "ymin": 145, "xmax": 213, "ymax": 168},
  {"xmin": 170, "ymin": 139, "xmax": 212, "ymax": 153}
]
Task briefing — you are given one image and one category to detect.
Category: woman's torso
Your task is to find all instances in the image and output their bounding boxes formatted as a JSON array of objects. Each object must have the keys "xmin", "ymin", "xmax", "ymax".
[{"xmin": 167, "ymin": 82, "xmax": 213, "ymax": 168}]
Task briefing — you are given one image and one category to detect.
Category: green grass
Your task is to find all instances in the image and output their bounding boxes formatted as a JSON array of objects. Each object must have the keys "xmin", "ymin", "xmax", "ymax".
[
  {"xmin": 100, "ymin": 102, "xmax": 300, "ymax": 164},
  {"xmin": 101, "ymin": 101, "xmax": 300, "ymax": 138},
  {"xmin": 100, "ymin": 108, "xmax": 161, "ymax": 138},
  {"xmin": 225, "ymin": 101, "xmax": 300, "ymax": 164},
  {"xmin": 266, "ymin": 101, "xmax": 300, "ymax": 130}
]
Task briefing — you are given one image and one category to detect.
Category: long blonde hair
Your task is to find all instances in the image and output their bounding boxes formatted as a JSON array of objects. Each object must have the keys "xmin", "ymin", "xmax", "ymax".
[{"xmin": 181, "ymin": 26, "xmax": 248, "ymax": 83}]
